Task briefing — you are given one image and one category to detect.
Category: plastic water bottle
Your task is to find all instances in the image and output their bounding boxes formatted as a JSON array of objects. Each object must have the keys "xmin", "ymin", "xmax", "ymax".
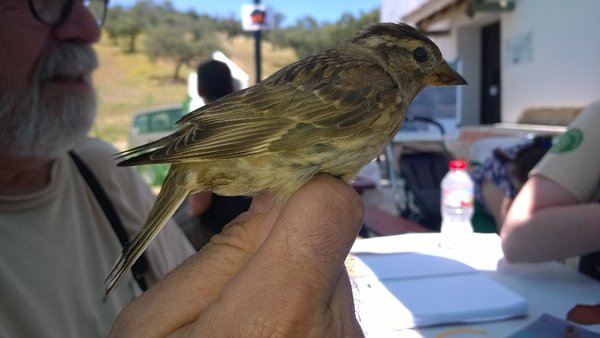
[{"xmin": 440, "ymin": 160, "xmax": 474, "ymax": 249}]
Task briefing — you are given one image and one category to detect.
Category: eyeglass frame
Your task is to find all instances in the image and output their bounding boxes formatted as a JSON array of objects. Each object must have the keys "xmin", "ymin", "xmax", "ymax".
[{"xmin": 27, "ymin": 0, "xmax": 109, "ymax": 28}]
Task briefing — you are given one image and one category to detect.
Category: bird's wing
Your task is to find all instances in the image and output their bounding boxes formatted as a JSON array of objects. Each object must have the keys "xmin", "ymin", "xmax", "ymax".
[{"xmin": 118, "ymin": 54, "xmax": 400, "ymax": 165}]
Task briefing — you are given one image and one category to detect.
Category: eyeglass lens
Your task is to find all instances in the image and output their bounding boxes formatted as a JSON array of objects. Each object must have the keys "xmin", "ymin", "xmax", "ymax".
[
  {"xmin": 30, "ymin": 0, "xmax": 107, "ymax": 27},
  {"xmin": 84, "ymin": 0, "xmax": 107, "ymax": 26},
  {"xmin": 30, "ymin": 0, "xmax": 69, "ymax": 24}
]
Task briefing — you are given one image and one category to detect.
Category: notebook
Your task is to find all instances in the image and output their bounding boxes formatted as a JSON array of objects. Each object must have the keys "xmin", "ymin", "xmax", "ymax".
[
  {"xmin": 350, "ymin": 252, "xmax": 528, "ymax": 330},
  {"xmin": 508, "ymin": 313, "xmax": 600, "ymax": 338}
]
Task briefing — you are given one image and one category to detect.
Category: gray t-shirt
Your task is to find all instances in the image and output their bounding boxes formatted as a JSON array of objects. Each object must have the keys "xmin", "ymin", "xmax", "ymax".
[{"xmin": 0, "ymin": 137, "xmax": 194, "ymax": 337}]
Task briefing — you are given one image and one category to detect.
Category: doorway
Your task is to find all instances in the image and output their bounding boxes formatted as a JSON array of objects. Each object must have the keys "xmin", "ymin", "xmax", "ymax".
[{"xmin": 480, "ymin": 22, "xmax": 501, "ymax": 124}]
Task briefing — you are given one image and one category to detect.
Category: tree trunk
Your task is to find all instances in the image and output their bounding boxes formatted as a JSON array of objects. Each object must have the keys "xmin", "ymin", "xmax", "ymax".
[
  {"xmin": 173, "ymin": 62, "xmax": 182, "ymax": 81},
  {"xmin": 128, "ymin": 34, "xmax": 137, "ymax": 53}
]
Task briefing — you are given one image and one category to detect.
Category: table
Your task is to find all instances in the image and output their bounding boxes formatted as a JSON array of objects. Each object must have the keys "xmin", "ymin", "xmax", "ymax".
[
  {"xmin": 350, "ymin": 233, "xmax": 600, "ymax": 337},
  {"xmin": 351, "ymin": 176, "xmax": 378, "ymax": 195},
  {"xmin": 362, "ymin": 207, "xmax": 431, "ymax": 236}
]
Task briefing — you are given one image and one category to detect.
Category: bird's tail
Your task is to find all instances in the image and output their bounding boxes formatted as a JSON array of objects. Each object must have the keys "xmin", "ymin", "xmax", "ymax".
[{"xmin": 104, "ymin": 169, "xmax": 189, "ymax": 296}]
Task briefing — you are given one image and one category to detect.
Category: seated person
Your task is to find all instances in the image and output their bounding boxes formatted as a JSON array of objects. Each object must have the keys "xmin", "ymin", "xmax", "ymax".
[
  {"xmin": 501, "ymin": 100, "xmax": 600, "ymax": 281},
  {"xmin": 470, "ymin": 136, "xmax": 552, "ymax": 229},
  {"xmin": 183, "ymin": 60, "xmax": 251, "ymax": 249}
]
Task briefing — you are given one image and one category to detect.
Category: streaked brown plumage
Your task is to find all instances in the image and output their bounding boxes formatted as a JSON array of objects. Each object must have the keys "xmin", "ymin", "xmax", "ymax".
[{"xmin": 105, "ymin": 22, "xmax": 467, "ymax": 294}]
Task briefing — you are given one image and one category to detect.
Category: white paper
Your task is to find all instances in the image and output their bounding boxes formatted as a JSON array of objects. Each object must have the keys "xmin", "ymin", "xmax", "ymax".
[{"xmin": 351, "ymin": 252, "xmax": 528, "ymax": 330}]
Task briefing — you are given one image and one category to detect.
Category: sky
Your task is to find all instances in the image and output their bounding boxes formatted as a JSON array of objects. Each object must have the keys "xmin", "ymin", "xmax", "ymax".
[{"xmin": 110, "ymin": 0, "xmax": 382, "ymax": 26}]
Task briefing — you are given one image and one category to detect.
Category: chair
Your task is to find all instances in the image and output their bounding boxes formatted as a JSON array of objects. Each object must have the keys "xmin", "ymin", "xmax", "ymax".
[
  {"xmin": 395, "ymin": 116, "xmax": 451, "ymax": 231},
  {"xmin": 398, "ymin": 151, "xmax": 449, "ymax": 231}
]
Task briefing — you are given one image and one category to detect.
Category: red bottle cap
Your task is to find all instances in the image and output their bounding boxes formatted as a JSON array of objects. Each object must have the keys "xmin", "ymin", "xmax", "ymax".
[{"xmin": 449, "ymin": 160, "xmax": 467, "ymax": 170}]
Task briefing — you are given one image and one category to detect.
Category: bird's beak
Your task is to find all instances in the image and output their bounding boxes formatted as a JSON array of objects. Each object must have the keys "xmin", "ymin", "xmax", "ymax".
[{"xmin": 425, "ymin": 61, "xmax": 468, "ymax": 86}]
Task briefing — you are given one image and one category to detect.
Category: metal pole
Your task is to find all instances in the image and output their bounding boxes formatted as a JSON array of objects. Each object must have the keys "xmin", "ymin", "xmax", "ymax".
[{"xmin": 254, "ymin": 0, "xmax": 262, "ymax": 83}]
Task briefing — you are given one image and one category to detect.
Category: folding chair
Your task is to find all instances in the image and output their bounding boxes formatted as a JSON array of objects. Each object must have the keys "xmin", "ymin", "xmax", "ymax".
[{"xmin": 395, "ymin": 116, "xmax": 451, "ymax": 231}]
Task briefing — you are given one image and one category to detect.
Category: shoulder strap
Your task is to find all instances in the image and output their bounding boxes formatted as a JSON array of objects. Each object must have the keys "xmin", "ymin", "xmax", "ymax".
[{"xmin": 68, "ymin": 151, "xmax": 149, "ymax": 291}]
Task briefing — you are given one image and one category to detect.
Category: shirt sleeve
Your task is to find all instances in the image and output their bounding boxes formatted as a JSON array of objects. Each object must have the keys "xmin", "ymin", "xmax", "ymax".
[{"xmin": 531, "ymin": 101, "xmax": 600, "ymax": 202}]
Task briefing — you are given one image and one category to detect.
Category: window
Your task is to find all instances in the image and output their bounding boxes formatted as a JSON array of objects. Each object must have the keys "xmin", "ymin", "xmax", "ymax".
[
  {"xmin": 400, "ymin": 59, "xmax": 462, "ymax": 137},
  {"xmin": 133, "ymin": 114, "xmax": 150, "ymax": 133}
]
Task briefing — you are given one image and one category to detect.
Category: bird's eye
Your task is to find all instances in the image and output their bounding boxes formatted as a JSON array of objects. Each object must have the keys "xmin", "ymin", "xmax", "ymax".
[{"xmin": 413, "ymin": 47, "xmax": 429, "ymax": 63}]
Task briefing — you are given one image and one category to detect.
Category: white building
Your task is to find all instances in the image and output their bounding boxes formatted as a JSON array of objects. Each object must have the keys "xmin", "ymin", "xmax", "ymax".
[{"xmin": 382, "ymin": 0, "xmax": 600, "ymax": 126}]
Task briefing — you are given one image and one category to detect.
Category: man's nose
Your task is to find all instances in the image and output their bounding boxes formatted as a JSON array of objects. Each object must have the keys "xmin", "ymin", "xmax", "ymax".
[{"xmin": 51, "ymin": 0, "xmax": 102, "ymax": 43}]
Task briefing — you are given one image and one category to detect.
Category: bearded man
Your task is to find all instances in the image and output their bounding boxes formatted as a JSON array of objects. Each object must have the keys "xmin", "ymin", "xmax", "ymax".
[
  {"xmin": 0, "ymin": 1, "xmax": 195, "ymax": 336},
  {"xmin": 0, "ymin": 1, "xmax": 365, "ymax": 337}
]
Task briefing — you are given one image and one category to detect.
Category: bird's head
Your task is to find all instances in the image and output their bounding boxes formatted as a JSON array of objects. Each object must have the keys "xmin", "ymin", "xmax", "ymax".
[{"xmin": 349, "ymin": 22, "xmax": 467, "ymax": 99}]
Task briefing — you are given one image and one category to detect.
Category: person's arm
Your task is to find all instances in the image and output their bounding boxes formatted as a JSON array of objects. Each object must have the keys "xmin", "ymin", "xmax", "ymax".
[
  {"xmin": 501, "ymin": 174, "xmax": 600, "ymax": 263},
  {"xmin": 110, "ymin": 174, "xmax": 364, "ymax": 337}
]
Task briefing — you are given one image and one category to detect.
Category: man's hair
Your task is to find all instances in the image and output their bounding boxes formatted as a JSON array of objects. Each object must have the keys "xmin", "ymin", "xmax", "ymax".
[{"xmin": 197, "ymin": 60, "xmax": 234, "ymax": 102}]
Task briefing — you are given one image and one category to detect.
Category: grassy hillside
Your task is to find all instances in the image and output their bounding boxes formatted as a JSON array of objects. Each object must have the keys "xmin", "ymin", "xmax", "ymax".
[{"xmin": 92, "ymin": 33, "xmax": 297, "ymax": 150}]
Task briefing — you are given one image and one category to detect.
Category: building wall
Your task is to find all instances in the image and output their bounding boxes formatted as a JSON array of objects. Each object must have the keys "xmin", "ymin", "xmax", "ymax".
[
  {"xmin": 500, "ymin": 0, "xmax": 600, "ymax": 122},
  {"xmin": 455, "ymin": 26, "xmax": 480, "ymax": 126},
  {"xmin": 453, "ymin": 12, "xmax": 499, "ymax": 126},
  {"xmin": 385, "ymin": 0, "xmax": 600, "ymax": 124}
]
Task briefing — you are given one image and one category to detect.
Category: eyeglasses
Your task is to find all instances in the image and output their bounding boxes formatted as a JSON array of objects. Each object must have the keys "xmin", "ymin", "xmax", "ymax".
[{"xmin": 28, "ymin": 0, "xmax": 109, "ymax": 28}]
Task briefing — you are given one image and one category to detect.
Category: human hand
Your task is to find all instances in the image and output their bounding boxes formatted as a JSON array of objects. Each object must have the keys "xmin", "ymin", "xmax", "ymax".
[{"xmin": 110, "ymin": 174, "xmax": 365, "ymax": 337}]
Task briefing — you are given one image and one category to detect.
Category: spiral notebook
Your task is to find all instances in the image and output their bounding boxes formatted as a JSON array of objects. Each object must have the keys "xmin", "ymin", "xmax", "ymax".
[{"xmin": 351, "ymin": 252, "xmax": 528, "ymax": 330}]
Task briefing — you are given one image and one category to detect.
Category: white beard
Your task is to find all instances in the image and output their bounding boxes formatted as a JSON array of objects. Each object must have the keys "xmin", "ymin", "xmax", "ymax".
[{"xmin": 0, "ymin": 43, "xmax": 98, "ymax": 159}]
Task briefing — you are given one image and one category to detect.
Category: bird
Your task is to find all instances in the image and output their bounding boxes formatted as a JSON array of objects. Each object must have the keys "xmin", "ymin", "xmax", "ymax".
[{"xmin": 105, "ymin": 22, "xmax": 467, "ymax": 294}]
